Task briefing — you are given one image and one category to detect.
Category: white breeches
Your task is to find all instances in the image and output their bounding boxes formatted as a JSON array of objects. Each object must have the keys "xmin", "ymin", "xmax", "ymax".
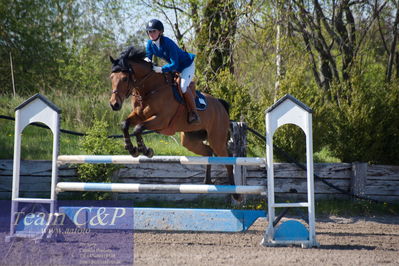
[{"xmin": 180, "ymin": 62, "xmax": 195, "ymax": 93}]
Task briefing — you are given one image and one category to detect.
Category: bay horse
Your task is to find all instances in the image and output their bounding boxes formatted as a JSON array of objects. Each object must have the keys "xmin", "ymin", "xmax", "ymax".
[{"xmin": 109, "ymin": 46, "xmax": 237, "ymax": 193}]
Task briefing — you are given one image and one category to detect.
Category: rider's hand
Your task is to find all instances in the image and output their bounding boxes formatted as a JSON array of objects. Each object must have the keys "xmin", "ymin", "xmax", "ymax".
[
  {"xmin": 144, "ymin": 57, "xmax": 152, "ymax": 63},
  {"xmin": 153, "ymin": 66, "xmax": 163, "ymax": 73}
]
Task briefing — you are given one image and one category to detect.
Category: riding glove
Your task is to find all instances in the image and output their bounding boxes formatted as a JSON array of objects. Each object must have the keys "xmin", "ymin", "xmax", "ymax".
[
  {"xmin": 153, "ymin": 66, "xmax": 163, "ymax": 73},
  {"xmin": 144, "ymin": 57, "xmax": 152, "ymax": 63}
]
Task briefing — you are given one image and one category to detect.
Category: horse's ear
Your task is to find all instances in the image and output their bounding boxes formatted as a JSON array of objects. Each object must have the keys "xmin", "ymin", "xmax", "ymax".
[{"xmin": 109, "ymin": 56, "xmax": 116, "ymax": 64}]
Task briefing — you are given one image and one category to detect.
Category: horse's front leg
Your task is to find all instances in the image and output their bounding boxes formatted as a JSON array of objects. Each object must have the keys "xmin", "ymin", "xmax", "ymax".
[
  {"xmin": 122, "ymin": 115, "xmax": 139, "ymax": 157},
  {"xmin": 132, "ymin": 123, "xmax": 154, "ymax": 157},
  {"xmin": 132, "ymin": 114, "xmax": 169, "ymax": 157}
]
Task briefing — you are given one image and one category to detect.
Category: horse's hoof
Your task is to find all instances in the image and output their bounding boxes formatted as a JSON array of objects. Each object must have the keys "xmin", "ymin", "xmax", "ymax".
[
  {"xmin": 144, "ymin": 148, "xmax": 154, "ymax": 158},
  {"xmin": 128, "ymin": 147, "xmax": 139, "ymax": 157},
  {"xmin": 137, "ymin": 146, "xmax": 145, "ymax": 153}
]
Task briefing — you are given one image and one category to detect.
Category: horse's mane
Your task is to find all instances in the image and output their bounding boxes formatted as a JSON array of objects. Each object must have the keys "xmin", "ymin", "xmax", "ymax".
[
  {"xmin": 111, "ymin": 46, "xmax": 147, "ymax": 73},
  {"xmin": 123, "ymin": 46, "xmax": 146, "ymax": 61}
]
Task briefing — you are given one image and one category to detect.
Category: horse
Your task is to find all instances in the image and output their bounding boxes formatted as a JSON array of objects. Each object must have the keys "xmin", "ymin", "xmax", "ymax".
[{"xmin": 109, "ymin": 46, "xmax": 237, "ymax": 195}]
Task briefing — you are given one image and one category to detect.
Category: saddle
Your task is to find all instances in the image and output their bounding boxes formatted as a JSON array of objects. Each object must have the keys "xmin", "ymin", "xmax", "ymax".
[{"xmin": 168, "ymin": 73, "xmax": 207, "ymax": 111}]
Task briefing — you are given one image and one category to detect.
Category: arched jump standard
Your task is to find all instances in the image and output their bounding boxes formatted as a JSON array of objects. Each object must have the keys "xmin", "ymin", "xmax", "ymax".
[
  {"xmin": 8, "ymin": 94, "xmax": 60, "ymax": 240},
  {"xmin": 263, "ymin": 94, "xmax": 319, "ymax": 247}
]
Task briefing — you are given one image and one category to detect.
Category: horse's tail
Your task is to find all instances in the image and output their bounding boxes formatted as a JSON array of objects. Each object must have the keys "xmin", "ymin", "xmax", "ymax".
[{"xmin": 218, "ymin": 98, "xmax": 230, "ymax": 115}]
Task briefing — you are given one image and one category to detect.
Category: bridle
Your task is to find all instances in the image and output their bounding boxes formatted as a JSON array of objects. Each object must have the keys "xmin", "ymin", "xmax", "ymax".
[{"xmin": 112, "ymin": 62, "xmax": 155, "ymax": 103}]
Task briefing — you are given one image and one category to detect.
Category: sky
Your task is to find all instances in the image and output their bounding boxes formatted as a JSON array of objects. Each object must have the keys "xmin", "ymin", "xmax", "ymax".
[{"xmin": 115, "ymin": 1, "xmax": 190, "ymax": 47}]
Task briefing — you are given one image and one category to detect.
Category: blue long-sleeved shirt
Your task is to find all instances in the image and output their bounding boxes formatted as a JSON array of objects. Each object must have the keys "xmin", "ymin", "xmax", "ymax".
[{"xmin": 146, "ymin": 36, "xmax": 195, "ymax": 73}]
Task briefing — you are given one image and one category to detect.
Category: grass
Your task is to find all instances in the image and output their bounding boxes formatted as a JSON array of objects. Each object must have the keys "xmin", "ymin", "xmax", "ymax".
[
  {"xmin": 315, "ymin": 199, "xmax": 399, "ymax": 217},
  {"xmin": 256, "ymin": 198, "xmax": 399, "ymax": 217}
]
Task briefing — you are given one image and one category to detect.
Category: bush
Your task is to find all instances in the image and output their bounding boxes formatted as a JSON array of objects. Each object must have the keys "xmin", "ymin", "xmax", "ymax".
[
  {"xmin": 278, "ymin": 62, "xmax": 399, "ymax": 164},
  {"xmin": 77, "ymin": 117, "xmax": 121, "ymax": 200},
  {"xmin": 323, "ymin": 69, "xmax": 399, "ymax": 164}
]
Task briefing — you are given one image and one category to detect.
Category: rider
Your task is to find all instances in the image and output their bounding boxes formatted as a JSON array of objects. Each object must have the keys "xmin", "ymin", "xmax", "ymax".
[{"xmin": 144, "ymin": 19, "xmax": 200, "ymax": 125}]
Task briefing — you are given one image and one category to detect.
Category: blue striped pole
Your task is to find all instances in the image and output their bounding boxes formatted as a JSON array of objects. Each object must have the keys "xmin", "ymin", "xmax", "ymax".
[
  {"xmin": 56, "ymin": 182, "xmax": 267, "ymax": 195},
  {"xmin": 57, "ymin": 155, "xmax": 266, "ymax": 166}
]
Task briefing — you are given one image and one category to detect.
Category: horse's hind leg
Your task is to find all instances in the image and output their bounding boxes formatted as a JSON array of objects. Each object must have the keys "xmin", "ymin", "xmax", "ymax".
[
  {"xmin": 208, "ymin": 131, "xmax": 243, "ymax": 202},
  {"xmin": 205, "ymin": 165, "xmax": 212, "ymax": 184},
  {"xmin": 181, "ymin": 132, "xmax": 213, "ymax": 184},
  {"xmin": 207, "ymin": 134, "xmax": 234, "ymax": 185}
]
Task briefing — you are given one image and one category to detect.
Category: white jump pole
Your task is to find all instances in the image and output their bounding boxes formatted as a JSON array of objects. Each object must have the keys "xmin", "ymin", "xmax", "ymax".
[{"xmin": 56, "ymin": 182, "xmax": 267, "ymax": 194}]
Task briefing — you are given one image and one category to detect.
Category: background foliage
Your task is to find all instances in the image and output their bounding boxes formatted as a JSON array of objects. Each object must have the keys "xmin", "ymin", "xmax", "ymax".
[
  {"xmin": 77, "ymin": 118, "xmax": 120, "ymax": 200},
  {"xmin": 1, "ymin": 0, "xmax": 398, "ymax": 165}
]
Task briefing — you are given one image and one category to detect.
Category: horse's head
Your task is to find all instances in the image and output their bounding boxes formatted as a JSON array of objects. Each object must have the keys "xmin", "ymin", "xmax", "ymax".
[
  {"xmin": 109, "ymin": 63, "xmax": 131, "ymax": 111},
  {"xmin": 109, "ymin": 46, "xmax": 150, "ymax": 111}
]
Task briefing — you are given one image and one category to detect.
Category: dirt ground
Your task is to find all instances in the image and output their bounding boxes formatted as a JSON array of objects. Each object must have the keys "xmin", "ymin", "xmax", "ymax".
[
  {"xmin": 1, "ymin": 215, "xmax": 398, "ymax": 265},
  {"xmin": 134, "ymin": 215, "xmax": 399, "ymax": 266}
]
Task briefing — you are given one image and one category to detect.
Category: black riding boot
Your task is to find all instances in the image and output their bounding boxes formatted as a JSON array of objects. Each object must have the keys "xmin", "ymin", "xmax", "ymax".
[{"xmin": 183, "ymin": 90, "xmax": 201, "ymax": 125}]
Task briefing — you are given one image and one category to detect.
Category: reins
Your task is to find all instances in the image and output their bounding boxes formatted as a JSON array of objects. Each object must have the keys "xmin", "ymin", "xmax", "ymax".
[
  {"xmin": 112, "ymin": 62, "xmax": 156, "ymax": 105},
  {"xmin": 130, "ymin": 67, "xmax": 156, "ymax": 105}
]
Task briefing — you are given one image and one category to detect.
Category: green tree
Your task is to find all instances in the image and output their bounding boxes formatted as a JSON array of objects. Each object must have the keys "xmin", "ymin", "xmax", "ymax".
[
  {"xmin": 195, "ymin": 0, "xmax": 237, "ymax": 89},
  {"xmin": 0, "ymin": 0, "xmax": 124, "ymax": 95},
  {"xmin": 0, "ymin": 0, "xmax": 73, "ymax": 94}
]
